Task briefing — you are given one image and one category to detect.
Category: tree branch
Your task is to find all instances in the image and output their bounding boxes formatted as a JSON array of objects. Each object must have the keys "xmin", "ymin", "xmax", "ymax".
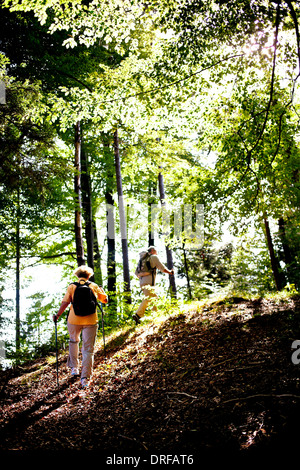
[
  {"xmin": 271, "ymin": 110, "xmax": 284, "ymax": 163},
  {"xmin": 99, "ymin": 53, "xmax": 245, "ymax": 105},
  {"xmin": 40, "ymin": 252, "xmax": 76, "ymax": 259},
  {"xmin": 248, "ymin": 0, "xmax": 281, "ymax": 157},
  {"xmin": 56, "ymin": 69, "xmax": 93, "ymax": 93},
  {"xmin": 167, "ymin": 391, "xmax": 198, "ymax": 399},
  {"xmin": 286, "ymin": 1, "xmax": 300, "ymax": 108},
  {"xmin": 286, "ymin": 0, "xmax": 300, "ymax": 74},
  {"xmin": 223, "ymin": 393, "xmax": 300, "ymax": 405}
]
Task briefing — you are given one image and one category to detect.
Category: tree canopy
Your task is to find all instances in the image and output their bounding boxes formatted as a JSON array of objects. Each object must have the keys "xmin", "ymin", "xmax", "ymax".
[{"xmin": 0, "ymin": 0, "xmax": 299, "ymax": 362}]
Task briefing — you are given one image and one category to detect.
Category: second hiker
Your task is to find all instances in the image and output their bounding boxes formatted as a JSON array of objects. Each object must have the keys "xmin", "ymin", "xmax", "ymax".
[{"xmin": 133, "ymin": 246, "xmax": 174, "ymax": 325}]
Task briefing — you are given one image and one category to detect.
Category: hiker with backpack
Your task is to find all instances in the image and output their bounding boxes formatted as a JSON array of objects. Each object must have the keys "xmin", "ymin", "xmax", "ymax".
[
  {"xmin": 132, "ymin": 246, "xmax": 174, "ymax": 325},
  {"xmin": 53, "ymin": 265, "xmax": 108, "ymax": 388}
]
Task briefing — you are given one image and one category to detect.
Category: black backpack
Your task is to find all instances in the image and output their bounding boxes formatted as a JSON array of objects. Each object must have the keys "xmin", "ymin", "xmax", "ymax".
[{"xmin": 71, "ymin": 280, "xmax": 98, "ymax": 316}]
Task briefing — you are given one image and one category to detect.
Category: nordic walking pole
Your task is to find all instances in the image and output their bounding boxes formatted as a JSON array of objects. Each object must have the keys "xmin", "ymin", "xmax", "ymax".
[
  {"xmin": 55, "ymin": 319, "xmax": 59, "ymax": 387},
  {"xmin": 99, "ymin": 302, "xmax": 106, "ymax": 356}
]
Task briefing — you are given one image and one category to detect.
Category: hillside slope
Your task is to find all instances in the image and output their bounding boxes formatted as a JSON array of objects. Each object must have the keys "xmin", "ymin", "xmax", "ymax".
[{"xmin": 0, "ymin": 295, "xmax": 300, "ymax": 462}]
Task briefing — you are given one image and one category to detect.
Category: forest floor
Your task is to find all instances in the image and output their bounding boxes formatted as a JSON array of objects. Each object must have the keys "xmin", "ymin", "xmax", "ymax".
[{"xmin": 0, "ymin": 293, "xmax": 300, "ymax": 466}]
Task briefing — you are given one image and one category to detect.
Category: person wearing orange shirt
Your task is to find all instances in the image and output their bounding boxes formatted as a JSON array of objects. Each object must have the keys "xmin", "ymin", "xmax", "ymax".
[{"xmin": 53, "ymin": 265, "xmax": 108, "ymax": 388}]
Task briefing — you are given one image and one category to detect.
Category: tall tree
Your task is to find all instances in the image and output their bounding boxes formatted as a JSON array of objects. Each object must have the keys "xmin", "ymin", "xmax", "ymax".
[
  {"xmin": 148, "ymin": 181, "xmax": 156, "ymax": 246},
  {"xmin": 182, "ymin": 244, "xmax": 192, "ymax": 300},
  {"xmin": 74, "ymin": 120, "xmax": 85, "ymax": 266},
  {"xmin": 102, "ymin": 134, "xmax": 117, "ymax": 299},
  {"xmin": 158, "ymin": 169, "xmax": 177, "ymax": 298},
  {"xmin": 15, "ymin": 187, "xmax": 21, "ymax": 352},
  {"xmin": 113, "ymin": 129, "xmax": 131, "ymax": 303},
  {"xmin": 263, "ymin": 216, "xmax": 284, "ymax": 291},
  {"xmin": 278, "ymin": 217, "xmax": 299, "ymax": 289},
  {"xmin": 105, "ymin": 190, "xmax": 116, "ymax": 298},
  {"xmin": 81, "ymin": 144, "xmax": 94, "ymax": 273}
]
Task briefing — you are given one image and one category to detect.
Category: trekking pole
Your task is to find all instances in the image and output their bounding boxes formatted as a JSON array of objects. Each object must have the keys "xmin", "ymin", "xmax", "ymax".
[
  {"xmin": 99, "ymin": 302, "xmax": 106, "ymax": 356},
  {"xmin": 55, "ymin": 319, "xmax": 59, "ymax": 387}
]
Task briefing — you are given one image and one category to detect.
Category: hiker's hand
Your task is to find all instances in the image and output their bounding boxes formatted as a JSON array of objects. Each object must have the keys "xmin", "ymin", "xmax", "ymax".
[
  {"xmin": 53, "ymin": 314, "xmax": 58, "ymax": 323},
  {"xmin": 169, "ymin": 269, "xmax": 174, "ymax": 276}
]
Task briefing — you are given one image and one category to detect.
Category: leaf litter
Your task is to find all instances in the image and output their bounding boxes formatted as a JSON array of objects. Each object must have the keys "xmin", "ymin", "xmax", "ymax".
[{"xmin": 0, "ymin": 295, "xmax": 300, "ymax": 459}]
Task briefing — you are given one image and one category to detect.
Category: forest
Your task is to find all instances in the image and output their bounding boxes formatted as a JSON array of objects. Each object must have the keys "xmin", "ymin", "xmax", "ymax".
[{"xmin": 0, "ymin": 0, "xmax": 300, "ymax": 462}]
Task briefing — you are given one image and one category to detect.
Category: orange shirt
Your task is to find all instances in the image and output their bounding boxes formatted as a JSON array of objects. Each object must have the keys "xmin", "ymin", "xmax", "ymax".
[{"xmin": 62, "ymin": 278, "xmax": 108, "ymax": 325}]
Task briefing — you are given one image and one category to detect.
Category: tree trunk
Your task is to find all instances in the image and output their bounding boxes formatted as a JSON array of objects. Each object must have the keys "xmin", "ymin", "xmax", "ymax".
[
  {"xmin": 148, "ymin": 181, "xmax": 156, "ymax": 247},
  {"xmin": 102, "ymin": 133, "xmax": 117, "ymax": 303},
  {"xmin": 183, "ymin": 244, "xmax": 192, "ymax": 300},
  {"xmin": 93, "ymin": 218, "xmax": 103, "ymax": 286},
  {"xmin": 105, "ymin": 190, "xmax": 117, "ymax": 297},
  {"xmin": 278, "ymin": 217, "xmax": 293, "ymax": 266},
  {"xmin": 264, "ymin": 217, "xmax": 284, "ymax": 291},
  {"xmin": 74, "ymin": 120, "xmax": 85, "ymax": 266},
  {"xmin": 16, "ymin": 187, "xmax": 20, "ymax": 353},
  {"xmin": 81, "ymin": 145, "xmax": 94, "ymax": 273},
  {"xmin": 158, "ymin": 170, "xmax": 177, "ymax": 298},
  {"xmin": 278, "ymin": 217, "xmax": 297, "ymax": 287},
  {"xmin": 113, "ymin": 129, "xmax": 131, "ymax": 303}
]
